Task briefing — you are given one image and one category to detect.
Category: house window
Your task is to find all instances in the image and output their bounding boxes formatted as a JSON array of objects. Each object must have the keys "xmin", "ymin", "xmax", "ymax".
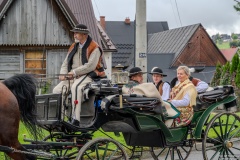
[{"xmin": 25, "ymin": 50, "xmax": 46, "ymax": 76}]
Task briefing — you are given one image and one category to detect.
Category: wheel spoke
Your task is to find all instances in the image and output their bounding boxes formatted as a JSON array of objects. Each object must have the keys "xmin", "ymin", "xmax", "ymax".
[
  {"xmin": 165, "ymin": 148, "xmax": 171, "ymax": 160},
  {"xmin": 157, "ymin": 147, "xmax": 166, "ymax": 157},
  {"xmin": 181, "ymin": 146, "xmax": 188, "ymax": 153},
  {"xmin": 171, "ymin": 148, "xmax": 174, "ymax": 160},
  {"xmin": 227, "ymin": 148, "xmax": 239, "ymax": 159},
  {"xmin": 209, "ymin": 146, "xmax": 221, "ymax": 160},
  {"xmin": 226, "ymin": 118, "xmax": 237, "ymax": 138},
  {"xmin": 218, "ymin": 117, "xmax": 224, "ymax": 140},
  {"xmin": 203, "ymin": 113, "xmax": 240, "ymax": 160},
  {"xmin": 206, "ymin": 143, "xmax": 222, "ymax": 151},
  {"xmin": 176, "ymin": 148, "xmax": 183, "ymax": 160},
  {"xmin": 212, "ymin": 126, "xmax": 224, "ymax": 142},
  {"xmin": 76, "ymin": 138, "xmax": 128, "ymax": 160},
  {"xmin": 103, "ymin": 141, "xmax": 109, "ymax": 159},
  {"xmin": 207, "ymin": 136, "xmax": 222, "ymax": 144},
  {"xmin": 229, "ymin": 127, "xmax": 240, "ymax": 139},
  {"xmin": 224, "ymin": 114, "xmax": 229, "ymax": 139}
]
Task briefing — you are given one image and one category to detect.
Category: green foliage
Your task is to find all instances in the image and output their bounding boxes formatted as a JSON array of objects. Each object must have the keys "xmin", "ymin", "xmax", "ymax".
[
  {"xmin": 230, "ymin": 40, "xmax": 240, "ymax": 48},
  {"xmin": 234, "ymin": 2, "xmax": 240, "ymax": 12},
  {"xmin": 230, "ymin": 53, "xmax": 239, "ymax": 74},
  {"xmin": 232, "ymin": 34, "xmax": 238, "ymax": 40},
  {"xmin": 210, "ymin": 62, "xmax": 222, "ymax": 86},
  {"xmin": 39, "ymin": 80, "xmax": 52, "ymax": 94},
  {"xmin": 220, "ymin": 62, "xmax": 231, "ymax": 85},
  {"xmin": 236, "ymin": 60, "xmax": 240, "ymax": 88}
]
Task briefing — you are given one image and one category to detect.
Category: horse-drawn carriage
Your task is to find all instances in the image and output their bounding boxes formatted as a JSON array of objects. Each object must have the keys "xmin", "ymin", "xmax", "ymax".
[{"xmin": 0, "ymin": 70, "xmax": 239, "ymax": 160}]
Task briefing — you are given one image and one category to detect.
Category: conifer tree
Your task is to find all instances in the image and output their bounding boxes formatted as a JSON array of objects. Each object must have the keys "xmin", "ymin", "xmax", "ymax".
[
  {"xmin": 230, "ymin": 53, "xmax": 239, "ymax": 74},
  {"xmin": 236, "ymin": 60, "xmax": 240, "ymax": 88},
  {"xmin": 210, "ymin": 62, "xmax": 222, "ymax": 86},
  {"xmin": 220, "ymin": 62, "xmax": 230, "ymax": 85}
]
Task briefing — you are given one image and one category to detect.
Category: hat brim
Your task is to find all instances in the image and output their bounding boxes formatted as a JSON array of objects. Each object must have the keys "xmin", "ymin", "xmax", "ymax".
[
  {"xmin": 129, "ymin": 71, "xmax": 147, "ymax": 76},
  {"xmin": 70, "ymin": 29, "xmax": 90, "ymax": 34},
  {"xmin": 149, "ymin": 72, "xmax": 167, "ymax": 77}
]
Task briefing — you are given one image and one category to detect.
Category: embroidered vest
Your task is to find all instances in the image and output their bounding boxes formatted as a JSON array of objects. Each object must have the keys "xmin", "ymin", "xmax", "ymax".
[
  {"xmin": 191, "ymin": 78, "xmax": 200, "ymax": 86},
  {"xmin": 67, "ymin": 37, "xmax": 105, "ymax": 78}
]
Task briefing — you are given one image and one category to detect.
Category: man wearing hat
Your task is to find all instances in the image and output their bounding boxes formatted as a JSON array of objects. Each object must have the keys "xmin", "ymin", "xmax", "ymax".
[
  {"xmin": 53, "ymin": 24, "xmax": 105, "ymax": 126},
  {"xmin": 122, "ymin": 67, "xmax": 179, "ymax": 127},
  {"xmin": 150, "ymin": 67, "xmax": 171, "ymax": 101},
  {"xmin": 123, "ymin": 66, "xmax": 162, "ymax": 96}
]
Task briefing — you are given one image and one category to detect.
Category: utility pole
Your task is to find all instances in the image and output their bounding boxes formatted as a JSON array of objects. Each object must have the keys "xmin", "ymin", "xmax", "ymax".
[{"xmin": 135, "ymin": 0, "xmax": 147, "ymax": 82}]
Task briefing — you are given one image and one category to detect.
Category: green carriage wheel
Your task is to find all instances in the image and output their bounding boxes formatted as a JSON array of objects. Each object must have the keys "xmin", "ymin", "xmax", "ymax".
[
  {"xmin": 150, "ymin": 145, "xmax": 192, "ymax": 160},
  {"xmin": 75, "ymin": 138, "xmax": 128, "ymax": 160},
  {"xmin": 202, "ymin": 112, "xmax": 240, "ymax": 160},
  {"xmin": 150, "ymin": 131, "xmax": 193, "ymax": 160},
  {"xmin": 42, "ymin": 132, "xmax": 82, "ymax": 159}
]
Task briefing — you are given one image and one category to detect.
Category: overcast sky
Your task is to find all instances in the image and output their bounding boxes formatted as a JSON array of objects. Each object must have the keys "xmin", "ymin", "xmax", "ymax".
[{"xmin": 92, "ymin": 0, "xmax": 240, "ymax": 36}]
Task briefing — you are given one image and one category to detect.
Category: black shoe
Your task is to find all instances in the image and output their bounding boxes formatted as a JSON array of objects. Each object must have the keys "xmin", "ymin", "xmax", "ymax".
[{"xmin": 71, "ymin": 119, "xmax": 80, "ymax": 126}]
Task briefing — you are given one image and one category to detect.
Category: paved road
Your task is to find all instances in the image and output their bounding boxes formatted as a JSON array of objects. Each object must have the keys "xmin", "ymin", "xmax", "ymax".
[{"xmin": 135, "ymin": 141, "xmax": 240, "ymax": 160}]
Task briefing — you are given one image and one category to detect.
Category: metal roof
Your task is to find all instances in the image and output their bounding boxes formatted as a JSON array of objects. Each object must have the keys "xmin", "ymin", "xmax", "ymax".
[
  {"xmin": 105, "ymin": 21, "xmax": 169, "ymax": 67},
  {"xmin": 61, "ymin": 0, "xmax": 101, "ymax": 46},
  {"xmin": 148, "ymin": 23, "xmax": 200, "ymax": 60},
  {"xmin": 0, "ymin": 0, "xmax": 103, "ymax": 47}
]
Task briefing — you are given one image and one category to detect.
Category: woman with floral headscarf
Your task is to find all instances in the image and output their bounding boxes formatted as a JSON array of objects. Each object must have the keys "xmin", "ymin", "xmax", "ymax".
[{"xmin": 168, "ymin": 66, "xmax": 197, "ymax": 127}]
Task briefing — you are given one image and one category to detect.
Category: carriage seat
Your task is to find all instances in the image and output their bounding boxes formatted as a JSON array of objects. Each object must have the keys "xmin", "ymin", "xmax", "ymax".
[
  {"xmin": 101, "ymin": 94, "xmax": 161, "ymax": 113},
  {"xmin": 82, "ymin": 79, "xmax": 118, "ymax": 102},
  {"xmin": 194, "ymin": 85, "xmax": 235, "ymax": 111}
]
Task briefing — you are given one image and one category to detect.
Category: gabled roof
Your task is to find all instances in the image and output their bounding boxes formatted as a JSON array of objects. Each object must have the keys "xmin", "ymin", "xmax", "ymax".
[
  {"xmin": 148, "ymin": 23, "xmax": 200, "ymax": 59},
  {"xmin": 0, "ymin": 0, "xmax": 12, "ymax": 20},
  {"xmin": 96, "ymin": 20, "xmax": 117, "ymax": 52},
  {"xmin": 0, "ymin": 0, "xmax": 109, "ymax": 49},
  {"xmin": 148, "ymin": 23, "xmax": 226, "ymax": 67},
  {"xmin": 104, "ymin": 21, "xmax": 169, "ymax": 67},
  {"xmin": 221, "ymin": 48, "xmax": 239, "ymax": 61}
]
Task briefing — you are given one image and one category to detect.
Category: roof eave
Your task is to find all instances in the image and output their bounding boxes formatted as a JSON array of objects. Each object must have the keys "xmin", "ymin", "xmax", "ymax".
[
  {"xmin": 0, "ymin": 0, "xmax": 13, "ymax": 21},
  {"xmin": 55, "ymin": 0, "xmax": 78, "ymax": 27}
]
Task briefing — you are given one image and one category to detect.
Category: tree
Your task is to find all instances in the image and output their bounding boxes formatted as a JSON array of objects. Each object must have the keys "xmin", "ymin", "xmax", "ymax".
[
  {"xmin": 231, "ymin": 33, "xmax": 238, "ymax": 40},
  {"xmin": 235, "ymin": 60, "xmax": 240, "ymax": 87},
  {"xmin": 220, "ymin": 62, "xmax": 231, "ymax": 85},
  {"xmin": 234, "ymin": 1, "xmax": 240, "ymax": 12},
  {"xmin": 230, "ymin": 53, "xmax": 239, "ymax": 74},
  {"xmin": 210, "ymin": 62, "xmax": 222, "ymax": 86},
  {"xmin": 230, "ymin": 40, "xmax": 238, "ymax": 48}
]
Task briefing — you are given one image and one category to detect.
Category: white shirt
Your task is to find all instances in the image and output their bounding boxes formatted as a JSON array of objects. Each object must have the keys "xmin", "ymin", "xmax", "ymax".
[
  {"xmin": 162, "ymin": 82, "xmax": 171, "ymax": 101},
  {"xmin": 196, "ymin": 81, "xmax": 209, "ymax": 93},
  {"xmin": 171, "ymin": 93, "xmax": 190, "ymax": 107}
]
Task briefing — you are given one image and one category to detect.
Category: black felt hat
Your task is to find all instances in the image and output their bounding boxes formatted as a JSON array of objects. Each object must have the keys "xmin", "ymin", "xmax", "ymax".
[
  {"xmin": 70, "ymin": 24, "xmax": 90, "ymax": 34},
  {"xmin": 129, "ymin": 67, "xmax": 146, "ymax": 77},
  {"xmin": 150, "ymin": 67, "xmax": 167, "ymax": 77}
]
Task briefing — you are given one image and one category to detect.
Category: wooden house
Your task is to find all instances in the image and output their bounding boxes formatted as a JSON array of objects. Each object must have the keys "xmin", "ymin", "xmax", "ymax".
[
  {"xmin": 0, "ymin": 0, "xmax": 116, "ymax": 92},
  {"xmin": 147, "ymin": 23, "xmax": 227, "ymax": 83}
]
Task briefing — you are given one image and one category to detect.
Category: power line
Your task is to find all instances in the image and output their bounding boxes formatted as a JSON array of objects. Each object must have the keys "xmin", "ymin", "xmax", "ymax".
[
  {"xmin": 93, "ymin": 0, "xmax": 101, "ymax": 17},
  {"xmin": 170, "ymin": 0, "xmax": 178, "ymax": 26},
  {"xmin": 174, "ymin": 0, "xmax": 182, "ymax": 27}
]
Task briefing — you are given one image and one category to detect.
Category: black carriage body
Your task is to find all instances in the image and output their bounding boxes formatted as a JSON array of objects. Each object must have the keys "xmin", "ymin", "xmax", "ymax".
[{"xmin": 35, "ymin": 93, "xmax": 62, "ymax": 126}]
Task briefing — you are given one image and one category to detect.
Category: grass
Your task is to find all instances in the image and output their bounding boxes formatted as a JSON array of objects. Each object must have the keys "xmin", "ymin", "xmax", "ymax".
[
  {"xmin": 205, "ymin": 112, "xmax": 240, "ymax": 138},
  {"xmin": 216, "ymin": 42, "xmax": 230, "ymax": 49},
  {"xmin": 0, "ymin": 111, "xmax": 238, "ymax": 159}
]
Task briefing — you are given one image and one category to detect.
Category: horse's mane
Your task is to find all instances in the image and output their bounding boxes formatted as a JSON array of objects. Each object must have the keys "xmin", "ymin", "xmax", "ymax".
[{"xmin": 2, "ymin": 74, "xmax": 42, "ymax": 140}]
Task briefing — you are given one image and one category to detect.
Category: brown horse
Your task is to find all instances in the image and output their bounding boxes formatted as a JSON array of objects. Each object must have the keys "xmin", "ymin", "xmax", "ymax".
[{"xmin": 1, "ymin": 74, "xmax": 40, "ymax": 160}]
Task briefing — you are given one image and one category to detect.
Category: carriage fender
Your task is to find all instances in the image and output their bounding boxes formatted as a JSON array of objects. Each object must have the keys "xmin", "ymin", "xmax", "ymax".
[
  {"xmin": 193, "ymin": 95, "xmax": 237, "ymax": 138},
  {"xmin": 125, "ymin": 108, "xmax": 173, "ymax": 138}
]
